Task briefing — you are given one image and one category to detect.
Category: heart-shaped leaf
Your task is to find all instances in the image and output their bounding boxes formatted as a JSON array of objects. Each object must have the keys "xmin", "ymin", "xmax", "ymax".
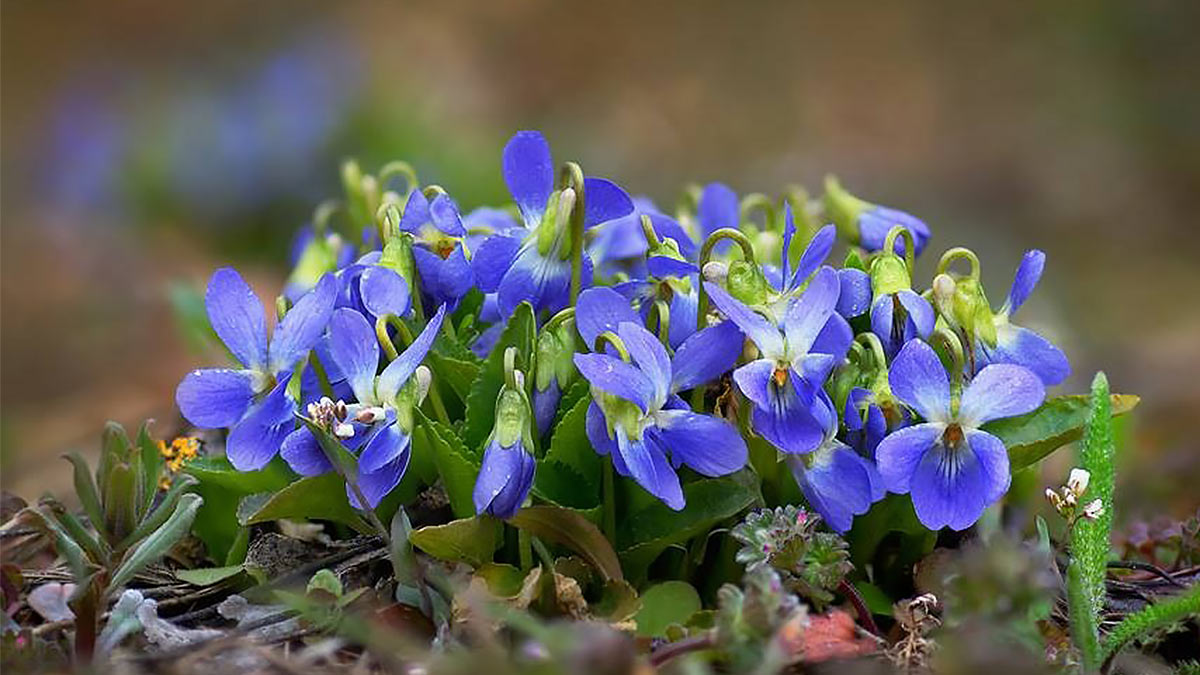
[
  {"xmin": 242, "ymin": 473, "xmax": 370, "ymax": 532},
  {"xmin": 635, "ymin": 581, "xmax": 702, "ymax": 637},
  {"xmin": 984, "ymin": 393, "xmax": 1138, "ymax": 472},
  {"xmin": 409, "ymin": 516, "xmax": 500, "ymax": 566}
]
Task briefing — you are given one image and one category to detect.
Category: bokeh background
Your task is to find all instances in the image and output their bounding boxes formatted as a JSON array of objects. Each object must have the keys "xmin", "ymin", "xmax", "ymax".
[{"xmin": 3, "ymin": 1, "xmax": 1198, "ymax": 524}]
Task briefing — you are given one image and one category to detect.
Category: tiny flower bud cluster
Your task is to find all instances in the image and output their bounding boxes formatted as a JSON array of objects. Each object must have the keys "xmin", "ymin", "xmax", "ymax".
[
  {"xmin": 1046, "ymin": 467, "xmax": 1103, "ymax": 522},
  {"xmin": 307, "ymin": 396, "xmax": 354, "ymax": 438}
]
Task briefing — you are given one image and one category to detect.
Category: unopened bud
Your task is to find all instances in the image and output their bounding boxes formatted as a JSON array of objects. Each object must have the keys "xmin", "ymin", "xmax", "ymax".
[
  {"xmin": 1067, "ymin": 468, "xmax": 1090, "ymax": 498},
  {"xmin": 1082, "ymin": 499, "xmax": 1104, "ymax": 521},
  {"xmin": 703, "ymin": 261, "xmax": 728, "ymax": 283},
  {"xmin": 414, "ymin": 365, "xmax": 432, "ymax": 404},
  {"xmin": 354, "ymin": 406, "xmax": 387, "ymax": 424},
  {"xmin": 1045, "ymin": 488, "xmax": 1064, "ymax": 512}
]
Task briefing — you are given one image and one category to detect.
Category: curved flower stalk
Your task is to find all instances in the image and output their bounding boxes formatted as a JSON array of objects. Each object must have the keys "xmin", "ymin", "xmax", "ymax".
[
  {"xmin": 398, "ymin": 189, "xmax": 474, "ymax": 310},
  {"xmin": 474, "ymin": 353, "xmax": 537, "ymax": 518},
  {"xmin": 588, "ymin": 196, "xmax": 697, "ymax": 274},
  {"xmin": 824, "ymin": 175, "xmax": 931, "ymax": 257},
  {"xmin": 176, "ymin": 268, "xmax": 337, "ymax": 470},
  {"xmin": 280, "ymin": 304, "xmax": 447, "ymax": 508},
  {"xmin": 705, "ymin": 266, "xmax": 851, "ymax": 454},
  {"xmin": 612, "ymin": 219, "xmax": 703, "ymax": 348},
  {"xmin": 787, "ymin": 389, "xmax": 885, "ymax": 533},
  {"xmin": 975, "ymin": 250, "xmax": 1070, "ymax": 385},
  {"xmin": 876, "ymin": 338, "xmax": 1045, "ymax": 530},
  {"xmin": 869, "ymin": 228, "xmax": 935, "ymax": 357},
  {"xmin": 471, "ymin": 130, "xmax": 635, "ymax": 316},
  {"xmin": 574, "ymin": 321, "xmax": 746, "ymax": 509},
  {"xmin": 284, "ymin": 224, "xmax": 356, "ymax": 302}
]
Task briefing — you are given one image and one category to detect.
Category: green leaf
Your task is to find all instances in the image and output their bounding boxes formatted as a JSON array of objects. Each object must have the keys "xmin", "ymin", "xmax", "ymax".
[
  {"xmin": 474, "ymin": 563, "xmax": 528, "ymax": 598},
  {"xmin": 427, "ymin": 352, "xmax": 481, "ymax": 402},
  {"xmin": 984, "ymin": 393, "xmax": 1138, "ymax": 472},
  {"xmin": 103, "ymin": 463, "xmax": 138, "ymax": 546},
  {"xmin": 175, "ymin": 565, "xmax": 245, "ymax": 586},
  {"xmin": 120, "ymin": 474, "xmax": 198, "ymax": 550},
  {"xmin": 184, "ymin": 456, "xmax": 295, "ymax": 493},
  {"xmin": 185, "ymin": 456, "xmax": 294, "ymax": 562},
  {"xmin": 61, "ymin": 452, "xmax": 106, "ymax": 542},
  {"xmin": 30, "ymin": 507, "xmax": 92, "ymax": 579},
  {"xmin": 509, "ymin": 505, "xmax": 623, "ymax": 582},
  {"xmin": 135, "ymin": 422, "xmax": 164, "ymax": 517},
  {"xmin": 241, "ymin": 473, "xmax": 371, "ymax": 532},
  {"xmin": 111, "ymin": 493, "xmax": 203, "ymax": 588},
  {"xmin": 98, "ymin": 421, "xmax": 132, "ymax": 492},
  {"xmin": 635, "ymin": 581, "xmax": 701, "ymax": 637},
  {"xmin": 533, "ymin": 396, "xmax": 601, "ymax": 509},
  {"xmin": 617, "ymin": 471, "xmax": 760, "ymax": 580},
  {"xmin": 846, "ymin": 493, "xmax": 936, "ymax": 574},
  {"xmin": 415, "ymin": 410, "xmax": 480, "ymax": 519},
  {"xmin": 306, "ymin": 569, "xmax": 344, "ymax": 598},
  {"xmin": 409, "ymin": 516, "xmax": 500, "ymax": 566},
  {"xmin": 463, "ymin": 302, "xmax": 536, "ymax": 452}
]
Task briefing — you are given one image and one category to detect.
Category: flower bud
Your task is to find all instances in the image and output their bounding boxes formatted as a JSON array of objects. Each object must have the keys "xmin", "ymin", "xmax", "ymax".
[
  {"xmin": 1067, "ymin": 468, "xmax": 1090, "ymax": 498},
  {"xmin": 703, "ymin": 261, "xmax": 729, "ymax": 283},
  {"xmin": 414, "ymin": 365, "xmax": 432, "ymax": 405},
  {"xmin": 1082, "ymin": 499, "xmax": 1104, "ymax": 521},
  {"xmin": 726, "ymin": 260, "xmax": 771, "ymax": 306}
]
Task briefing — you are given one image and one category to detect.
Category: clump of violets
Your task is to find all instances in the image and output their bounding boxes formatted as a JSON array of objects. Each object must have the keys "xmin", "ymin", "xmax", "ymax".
[{"xmin": 173, "ymin": 127, "xmax": 1088, "ymax": 548}]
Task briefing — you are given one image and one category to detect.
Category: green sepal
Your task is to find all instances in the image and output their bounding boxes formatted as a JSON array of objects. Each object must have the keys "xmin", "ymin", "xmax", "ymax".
[
  {"xmin": 869, "ymin": 253, "xmax": 911, "ymax": 297},
  {"xmin": 726, "ymin": 260, "xmax": 770, "ymax": 306}
]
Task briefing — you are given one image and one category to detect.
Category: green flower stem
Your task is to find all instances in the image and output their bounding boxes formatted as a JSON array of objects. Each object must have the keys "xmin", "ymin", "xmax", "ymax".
[
  {"xmin": 312, "ymin": 199, "xmax": 342, "ymax": 237},
  {"xmin": 531, "ymin": 537, "xmax": 557, "ymax": 570},
  {"xmin": 559, "ymin": 161, "xmax": 586, "ymax": 304},
  {"xmin": 695, "ymin": 227, "xmax": 759, "ymax": 334},
  {"xmin": 378, "ymin": 160, "xmax": 418, "ymax": 198},
  {"xmin": 649, "ymin": 299, "xmax": 671, "ymax": 347},
  {"xmin": 543, "ymin": 307, "xmax": 576, "ymax": 336},
  {"xmin": 376, "ymin": 202, "xmax": 403, "ymax": 245},
  {"xmin": 639, "ymin": 214, "xmax": 661, "ymax": 247},
  {"xmin": 854, "ymin": 332, "xmax": 889, "ymax": 372},
  {"xmin": 882, "ymin": 225, "xmax": 916, "ymax": 275},
  {"xmin": 936, "ymin": 246, "xmax": 982, "ymax": 281},
  {"xmin": 375, "ymin": 316, "xmax": 401, "ymax": 362},
  {"xmin": 308, "ymin": 352, "xmax": 335, "ymax": 400},
  {"xmin": 594, "ymin": 330, "xmax": 631, "ymax": 362},
  {"xmin": 739, "ymin": 192, "xmax": 776, "ymax": 231},
  {"xmin": 386, "ymin": 316, "xmax": 451, "ymax": 426},
  {"xmin": 933, "ymin": 328, "xmax": 967, "ymax": 404}
]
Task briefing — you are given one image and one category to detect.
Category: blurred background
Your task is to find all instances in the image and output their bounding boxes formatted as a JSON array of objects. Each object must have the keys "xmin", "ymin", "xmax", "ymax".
[{"xmin": 3, "ymin": 1, "xmax": 1198, "ymax": 525}]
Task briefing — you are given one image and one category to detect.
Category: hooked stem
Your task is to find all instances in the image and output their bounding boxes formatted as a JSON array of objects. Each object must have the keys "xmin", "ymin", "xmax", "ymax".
[
  {"xmin": 639, "ymin": 213, "xmax": 660, "ymax": 248},
  {"xmin": 648, "ymin": 300, "xmax": 671, "ymax": 347},
  {"xmin": 594, "ymin": 330, "xmax": 631, "ymax": 362},
  {"xmin": 933, "ymin": 327, "xmax": 967, "ymax": 404},
  {"xmin": 883, "ymin": 225, "xmax": 917, "ymax": 275},
  {"xmin": 854, "ymin": 332, "xmax": 889, "ymax": 371},
  {"xmin": 739, "ymin": 192, "xmax": 776, "ymax": 232},
  {"xmin": 378, "ymin": 160, "xmax": 419, "ymax": 198},
  {"xmin": 937, "ymin": 247, "xmax": 982, "ymax": 281},
  {"xmin": 695, "ymin": 227, "xmax": 759, "ymax": 333}
]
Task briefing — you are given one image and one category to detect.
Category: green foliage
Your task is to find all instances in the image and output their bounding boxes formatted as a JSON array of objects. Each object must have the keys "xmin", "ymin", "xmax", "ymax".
[
  {"xmin": 410, "ymin": 516, "xmax": 501, "ymax": 566},
  {"xmin": 532, "ymin": 396, "xmax": 601, "ymax": 510},
  {"xmin": 1101, "ymin": 584, "xmax": 1200, "ymax": 662},
  {"xmin": 1067, "ymin": 372, "xmax": 1116, "ymax": 671},
  {"xmin": 414, "ymin": 410, "xmax": 479, "ymax": 519},
  {"xmin": 463, "ymin": 302, "xmax": 536, "ymax": 453},
  {"xmin": 240, "ymin": 473, "xmax": 370, "ymax": 532},
  {"xmin": 184, "ymin": 456, "xmax": 293, "ymax": 562},
  {"xmin": 714, "ymin": 565, "xmax": 802, "ymax": 673},
  {"xmin": 983, "ymin": 392, "xmax": 1138, "ymax": 472},
  {"xmin": 730, "ymin": 505, "xmax": 852, "ymax": 607},
  {"xmin": 508, "ymin": 505, "xmax": 623, "ymax": 582},
  {"xmin": 634, "ymin": 581, "xmax": 701, "ymax": 637}
]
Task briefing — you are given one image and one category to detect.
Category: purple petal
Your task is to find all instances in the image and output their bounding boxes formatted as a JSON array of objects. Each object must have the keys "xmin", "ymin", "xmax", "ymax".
[
  {"xmin": 796, "ymin": 353, "xmax": 837, "ymax": 390},
  {"xmin": 474, "ymin": 439, "xmax": 535, "ymax": 518},
  {"xmin": 747, "ymin": 375, "xmax": 825, "ymax": 454},
  {"xmin": 647, "ymin": 256, "xmax": 698, "ymax": 279},
  {"xmin": 616, "ymin": 430, "xmax": 684, "ymax": 510},
  {"xmin": 697, "ymin": 182, "xmax": 738, "ymax": 238},
  {"xmin": 358, "ymin": 420, "xmax": 411, "ymax": 474},
  {"xmin": 503, "ymin": 131, "xmax": 554, "ymax": 225},
  {"xmin": 783, "ymin": 266, "xmax": 840, "ymax": 356},
  {"xmin": 585, "ymin": 401, "xmax": 617, "ymax": 457},
  {"xmin": 790, "ymin": 225, "xmax": 836, "ymax": 290},
  {"xmin": 206, "ymin": 267, "xmax": 268, "ymax": 370},
  {"xmin": 618, "ymin": 322, "xmax": 671, "ymax": 406},
  {"xmin": 874, "ymin": 422, "xmax": 942, "ymax": 494},
  {"xmin": 671, "ymin": 320, "xmax": 743, "ymax": 392},
  {"xmin": 896, "ymin": 290, "xmax": 935, "ymax": 340},
  {"xmin": 576, "ymin": 287, "xmax": 639, "ymax": 349},
  {"xmin": 965, "ymin": 429, "xmax": 1013, "ymax": 504},
  {"xmin": 428, "ymin": 194, "xmax": 467, "ymax": 236},
  {"xmin": 811, "ymin": 313, "xmax": 853, "ymax": 363},
  {"xmin": 376, "ymin": 304, "xmax": 446, "ymax": 401},
  {"xmin": 415, "ymin": 245, "xmax": 474, "ymax": 305},
  {"xmin": 666, "ymin": 288, "xmax": 699, "ymax": 349},
  {"xmin": 328, "ymin": 308, "xmax": 380, "ymax": 403},
  {"xmin": 648, "ymin": 213, "xmax": 697, "ymax": 260},
  {"xmin": 704, "ymin": 282, "xmax": 784, "ymax": 358},
  {"xmin": 360, "ymin": 266, "xmax": 411, "ymax": 319},
  {"xmin": 583, "ymin": 177, "xmax": 634, "ymax": 228},
  {"xmin": 351, "ymin": 448, "xmax": 411, "ymax": 509},
  {"xmin": 280, "ymin": 427, "xmax": 332, "ymax": 476},
  {"xmin": 573, "ymin": 353, "xmax": 656, "ymax": 412},
  {"xmin": 226, "ymin": 376, "xmax": 296, "ymax": 471},
  {"xmin": 269, "ymin": 274, "xmax": 337, "ymax": 374},
  {"xmin": 959, "ymin": 363, "xmax": 1045, "ymax": 427},
  {"xmin": 789, "ymin": 444, "xmax": 874, "ymax": 533},
  {"xmin": 908, "ymin": 431, "xmax": 1006, "ymax": 531},
  {"xmin": 888, "ymin": 339, "xmax": 951, "ymax": 422},
  {"xmin": 471, "ymin": 234, "xmax": 522, "ymax": 293},
  {"xmin": 176, "ymin": 368, "xmax": 258, "ymax": 428},
  {"xmin": 836, "ymin": 268, "xmax": 872, "ymax": 318},
  {"xmin": 979, "ymin": 323, "xmax": 1070, "ymax": 387},
  {"xmin": 732, "ymin": 358, "xmax": 777, "ymax": 411},
  {"xmin": 533, "ymin": 379, "xmax": 561, "ymax": 437},
  {"xmin": 1007, "ymin": 250, "xmax": 1045, "ymax": 314},
  {"xmin": 497, "ymin": 245, "xmax": 573, "ymax": 316},
  {"xmin": 652, "ymin": 410, "xmax": 747, "ymax": 477},
  {"xmin": 858, "ymin": 206, "xmax": 931, "ymax": 256},
  {"xmin": 398, "ymin": 189, "xmax": 431, "ymax": 234}
]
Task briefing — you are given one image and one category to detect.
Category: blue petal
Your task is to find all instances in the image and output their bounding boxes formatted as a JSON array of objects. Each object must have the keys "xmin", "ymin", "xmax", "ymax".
[
  {"xmin": 351, "ymin": 447, "xmax": 411, "ymax": 509},
  {"xmin": 909, "ymin": 436, "xmax": 990, "ymax": 531},
  {"xmin": 415, "ymin": 245, "xmax": 474, "ymax": 306},
  {"xmin": 836, "ymin": 268, "xmax": 872, "ymax": 318},
  {"xmin": 790, "ymin": 225, "xmax": 836, "ymax": 290},
  {"xmin": 811, "ymin": 313, "xmax": 853, "ymax": 363},
  {"xmin": 697, "ymin": 182, "xmax": 738, "ymax": 239},
  {"xmin": 471, "ymin": 322, "xmax": 505, "ymax": 360},
  {"xmin": 280, "ymin": 427, "xmax": 332, "ymax": 476},
  {"xmin": 979, "ymin": 323, "xmax": 1070, "ymax": 387},
  {"xmin": 616, "ymin": 430, "xmax": 684, "ymax": 510},
  {"xmin": 958, "ymin": 363, "xmax": 1045, "ymax": 427},
  {"xmin": 888, "ymin": 339, "xmax": 951, "ymax": 422},
  {"xmin": 703, "ymin": 282, "xmax": 785, "ymax": 359},
  {"xmin": 497, "ymin": 244, "xmax": 574, "ymax": 315},
  {"xmin": 652, "ymin": 410, "xmax": 747, "ymax": 476},
  {"xmin": 269, "ymin": 274, "xmax": 337, "ymax": 374},
  {"xmin": 428, "ymin": 193, "xmax": 467, "ymax": 236},
  {"xmin": 1007, "ymin": 250, "xmax": 1045, "ymax": 314},
  {"xmin": 376, "ymin": 304, "xmax": 446, "ymax": 401},
  {"xmin": 226, "ymin": 376, "xmax": 296, "ymax": 471},
  {"xmin": 732, "ymin": 358, "xmax": 778, "ymax": 411},
  {"xmin": 783, "ymin": 266, "xmax": 840, "ymax": 357},
  {"xmin": 750, "ymin": 393, "xmax": 824, "ymax": 455},
  {"xmin": 176, "ymin": 368, "xmax": 258, "ymax": 428},
  {"xmin": 533, "ymin": 378, "xmax": 561, "ymax": 437},
  {"xmin": 780, "ymin": 203, "xmax": 797, "ymax": 285},
  {"xmin": 573, "ymin": 353, "xmax": 656, "ymax": 412},
  {"xmin": 503, "ymin": 131, "xmax": 554, "ymax": 226},
  {"xmin": 591, "ymin": 216, "xmax": 648, "ymax": 261},
  {"xmin": 965, "ymin": 429, "xmax": 1013, "ymax": 504},
  {"xmin": 670, "ymin": 320, "xmax": 743, "ymax": 392},
  {"xmin": 648, "ymin": 213, "xmax": 698, "ymax": 260},
  {"xmin": 398, "ymin": 189, "xmax": 431, "ymax": 234},
  {"xmin": 666, "ymin": 287, "xmax": 699, "ymax": 349},
  {"xmin": 896, "ymin": 290, "xmax": 935, "ymax": 341},
  {"xmin": 789, "ymin": 444, "xmax": 875, "ymax": 533},
  {"xmin": 874, "ymin": 422, "xmax": 942, "ymax": 494},
  {"xmin": 618, "ymin": 322, "xmax": 672, "ymax": 407},
  {"xmin": 583, "ymin": 177, "xmax": 634, "ymax": 228},
  {"xmin": 647, "ymin": 256, "xmax": 698, "ymax": 279},
  {"xmin": 360, "ymin": 266, "xmax": 411, "ymax": 319},
  {"xmin": 858, "ymin": 206, "xmax": 931, "ymax": 256},
  {"xmin": 471, "ymin": 233, "xmax": 522, "ymax": 293},
  {"xmin": 473, "ymin": 439, "xmax": 535, "ymax": 518},
  {"xmin": 328, "ymin": 308, "xmax": 380, "ymax": 404},
  {"xmin": 796, "ymin": 353, "xmax": 837, "ymax": 391},
  {"xmin": 585, "ymin": 401, "xmax": 617, "ymax": 457},
  {"xmin": 576, "ymin": 287, "xmax": 639, "ymax": 350},
  {"xmin": 206, "ymin": 267, "xmax": 269, "ymax": 370},
  {"xmin": 358, "ymin": 419, "xmax": 411, "ymax": 474}
]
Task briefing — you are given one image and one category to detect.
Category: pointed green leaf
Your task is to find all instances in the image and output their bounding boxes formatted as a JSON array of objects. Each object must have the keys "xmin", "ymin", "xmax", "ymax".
[
  {"xmin": 509, "ymin": 505, "xmax": 623, "ymax": 582},
  {"xmin": 62, "ymin": 452, "xmax": 106, "ymax": 541},
  {"xmin": 111, "ymin": 493, "xmax": 203, "ymax": 589},
  {"xmin": 122, "ymin": 475, "xmax": 197, "ymax": 550},
  {"xmin": 175, "ymin": 565, "xmax": 246, "ymax": 586},
  {"xmin": 533, "ymin": 395, "xmax": 601, "ymax": 509},
  {"xmin": 415, "ymin": 410, "xmax": 479, "ymax": 519},
  {"xmin": 103, "ymin": 463, "xmax": 138, "ymax": 546},
  {"xmin": 30, "ymin": 507, "xmax": 92, "ymax": 579},
  {"xmin": 409, "ymin": 516, "xmax": 500, "ymax": 566},
  {"xmin": 427, "ymin": 353, "xmax": 481, "ymax": 402},
  {"xmin": 185, "ymin": 456, "xmax": 294, "ymax": 564},
  {"xmin": 241, "ymin": 473, "xmax": 370, "ymax": 532},
  {"xmin": 984, "ymin": 393, "xmax": 1138, "ymax": 472},
  {"xmin": 136, "ymin": 422, "xmax": 164, "ymax": 517}
]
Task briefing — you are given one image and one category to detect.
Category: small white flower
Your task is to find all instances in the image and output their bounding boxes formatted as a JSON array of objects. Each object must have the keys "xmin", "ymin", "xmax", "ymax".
[
  {"xmin": 1082, "ymin": 499, "xmax": 1104, "ymax": 521},
  {"xmin": 1067, "ymin": 468, "xmax": 1091, "ymax": 498},
  {"xmin": 1045, "ymin": 488, "xmax": 1065, "ymax": 512}
]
